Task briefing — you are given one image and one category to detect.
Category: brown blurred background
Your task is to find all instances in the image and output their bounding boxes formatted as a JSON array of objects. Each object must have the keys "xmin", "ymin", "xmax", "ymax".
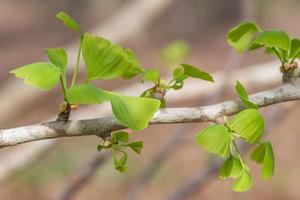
[{"xmin": 1, "ymin": 0, "xmax": 300, "ymax": 199}]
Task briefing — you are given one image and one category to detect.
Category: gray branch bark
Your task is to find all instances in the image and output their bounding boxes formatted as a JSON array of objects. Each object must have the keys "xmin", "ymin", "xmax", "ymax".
[{"xmin": 1, "ymin": 83, "xmax": 299, "ymax": 149}]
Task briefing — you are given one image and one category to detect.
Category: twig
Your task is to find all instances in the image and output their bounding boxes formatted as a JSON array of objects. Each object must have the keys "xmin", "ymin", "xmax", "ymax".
[{"xmin": 0, "ymin": 83, "xmax": 299, "ymax": 149}]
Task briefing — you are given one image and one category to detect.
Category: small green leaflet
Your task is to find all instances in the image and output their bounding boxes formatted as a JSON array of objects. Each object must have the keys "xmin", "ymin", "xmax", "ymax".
[
  {"xmin": 46, "ymin": 48, "xmax": 68, "ymax": 74},
  {"xmin": 173, "ymin": 66, "xmax": 186, "ymax": 80},
  {"xmin": 112, "ymin": 131, "xmax": 129, "ymax": 143},
  {"xmin": 181, "ymin": 64, "xmax": 214, "ymax": 82},
  {"xmin": 229, "ymin": 109, "xmax": 265, "ymax": 144},
  {"xmin": 250, "ymin": 141, "xmax": 275, "ymax": 179},
  {"xmin": 82, "ymin": 33, "xmax": 144, "ymax": 81},
  {"xmin": 289, "ymin": 39, "xmax": 300, "ymax": 60},
  {"xmin": 10, "ymin": 62, "xmax": 61, "ymax": 90},
  {"xmin": 114, "ymin": 152, "xmax": 128, "ymax": 172},
  {"xmin": 56, "ymin": 12, "xmax": 81, "ymax": 34},
  {"xmin": 195, "ymin": 124, "xmax": 231, "ymax": 158},
  {"xmin": 220, "ymin": 155, "xmax": 243, "ymax": 179},
  {"xmin": 227, "ymin": 22, "xmax": 261, "ymax": 53},
  {"xmin": 250, "ymin": 30, "xmax": 291, "ymax": 51},
  {"xmin": 124, "ymin": 141, "xmax": 143, "ymax": 154},
  {"xmin": 235, "ymin": 81, "xmax": 258, "ymax": 109},
  {"xmin": 107, "ymin": 92, "xmax": 160, "ymax": 131},
  {"xmin": 66, "ymin": 83, "xmax": 108, "ymax": 104},
  {"xmin": 232, "ymin": 169, "xmax": 253, "ymax": 192},
  {"xmin": 142, "ymin": 68, "xmax": 160, "ymax": 83}
]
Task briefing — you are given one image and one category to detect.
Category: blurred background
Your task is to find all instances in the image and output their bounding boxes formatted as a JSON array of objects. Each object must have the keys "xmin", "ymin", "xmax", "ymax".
[{"xmin": 1, "ymin": 0, "xmax": 300, "ymax": 199}]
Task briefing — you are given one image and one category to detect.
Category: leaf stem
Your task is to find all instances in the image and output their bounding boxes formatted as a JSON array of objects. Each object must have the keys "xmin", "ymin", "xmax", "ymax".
[
  {"xmin": 71, "ymin": 35, "xmax": 83, "ymax": 87},
  {"xmin": 60, "ymin": 76, "xmax": 68, "ymax": 101},
  {"xmin": 272, "ymin": 47, "xmax": 284, "ymax": 64},
  {"xmin": 232, "ymin": 139, "xmax": 245, "ymax": 168}
]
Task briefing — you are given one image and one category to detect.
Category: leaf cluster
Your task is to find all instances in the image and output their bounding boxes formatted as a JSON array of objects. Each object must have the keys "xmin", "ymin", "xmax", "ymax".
[
  {"xmin": 10, "ymin": 12, "xmax": 160, "ymax": 131},
  {"xmin": 228, "ymin": 22, "xmax": 300, "ymax": 64},
  {"xmin": 195, "ymin": 81, "xmax": 274, "ymax": 192},
  {"xmin": 97, "ymin": 131, "xmax": 143, "ymax": 172}
]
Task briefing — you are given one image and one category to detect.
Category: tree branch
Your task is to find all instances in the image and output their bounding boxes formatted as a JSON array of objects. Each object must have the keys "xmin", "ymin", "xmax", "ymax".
[{"xmin": 1, "ymin": 84, "xmax": 299, "ymax": 149}]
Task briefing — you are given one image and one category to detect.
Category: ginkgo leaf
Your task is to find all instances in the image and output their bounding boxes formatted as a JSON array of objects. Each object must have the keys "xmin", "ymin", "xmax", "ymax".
[
  {"xmin": 229, "ymin": 109, "xmax": 265, "ymax": 144},
  {"xmin": 142, "ymin": 68, "xmax": 160, "ymax": 83},
  {"xmin": 289, "ymin": 39, "xmax": 300, "ymax": 59},
  {"xmin": 181, "ymin": 64, "xmax": 214, "ymax": 82},
  {"xmin": 10, "ymin": 62, "xmax": 61, "ymax": 90},
  {"xmin": 82, "ymin": 33, "xmax": 144, "ymax": 81},
  {"xmin": 46, "ymin": 48, "xmax": 68, "ymax": 73},
  {"xmin": 251, "ymin": 30, "xmax": 290, "ymax": 51},
  {"xmin": 66, "ymin": 83, "xmax": 107, "ymax": 104},
  {"xmin": 125, "ymin": 141, "xmax": 143, "ymax": 154},
  {"xmin": 227, "ymin": 22, "xmax": 261, "ymax": 53},
  {"xmin": 195, "ymin": 125, "xmax": 231, "ymax": 158},
  {"xmin": 56, "ymin": 11, "xmax": 81, "ymax": 33},
  {"xmin": 251, "ymin": 141, "xmax": 275, "ymax": 179},
  {"xmin": 220, "ymin": 155, "xmax": 243, "ymax": 179},
  {"xmin": 232, "ymin": 169, "xmax": 253, "ymax": 192},
  {"xmin": 112, "ymin": 131, "xmax": 129, "ymax": 143},
  {"xmin": 235, "ymin": 81, "xmax": 258, "ymax": 109},
  {"xmin": 107, "ymin": 92, "xmax": 160, "ymax": 131}
]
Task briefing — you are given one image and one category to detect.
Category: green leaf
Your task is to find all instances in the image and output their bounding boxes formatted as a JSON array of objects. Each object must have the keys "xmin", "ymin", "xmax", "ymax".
[
  {"xmin": 235, "ymin": 81, "xmax": 258, "ymax": 109},
  {"xmin": 251, "ymin": 30, "xmax": 290, "ymax": 51},
  {"xmin": 66, "ymin": 83, "xmax": 108, "ymax": 104},
  {"xmin": 181, "ymin": 64, "xmax": 214, "ymax": 82},
  {"xmin": 82, "ymin": 33, "xmax": 144, "ymax": 81},
  {"xmin": 107, "ymin": 92, "xmax": 160, "ymax": 131},
  {"xmin": 173, "ymin": 66, "xmax": 185, "ymax": 80},
  {"xmin": 227, "ymin": 22, "xmax": 261, "ymax": 53},
  {"xmin": 46, "ymin": 48, "xmax": 68, "ymax": 73},
  {"xmin": 114, "ymin": 152, "xmax": 128, "ymax": 172},
  {"xmin": 289, "ymin": 39, "xmax": 300, "ymax": 59},
  {"xmin": 142, "ymin": 68, "xmax": 160, "ymax": 83},
  {"xmin": 220, "ymin": 155, "xmax": 243, "ymax": 179},
  {"xmin": 56, "ymin": 11, "xmax": 81, "ymax": 33},
  {"xmin": 112, "ymin": 131, "xmax": 129, "ymax": 143},
  {"xmin": 10, "ymin": 62, "xmax": 61, "ymax": 90},
  {"xmin": 160, "ymin": 40, "xmax": 189, "ymax": 67},
  {"xmin": 251, "ymin": 142, "xmax": 275, "ymax": 179},
  {"xmin": 195, "ymin": 125, "xmax": 231, "ymax": 158},
  {"xmin": 125, "ymin": 141, "xmax": 143, "ymax": 154},
  {"xmin": 232, "ymin": 169, "xmax": 253, "ymax": 192},
  {"xmin": 97, "ymin": 144, "xmax": 104, "ymax": 151},
  {"xmin": 229, "ymin": 109, "xmax": 265, "ymax": 144}
]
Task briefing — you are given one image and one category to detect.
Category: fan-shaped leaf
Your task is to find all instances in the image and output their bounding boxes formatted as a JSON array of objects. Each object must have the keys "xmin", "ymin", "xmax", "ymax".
[
  {"xmin": 142, "ymin": 68, "xmax": 160, "ymax": 83},
  {"xmin": 227, "ymin": 22, "xmax": 261, "ymax": 53},
  {"xmin": 229, "ymin": 109, "xmax": 265, "ymax": 144},
  {"xmin": 232, "ymin": 169, "xmax": 253, "ymax": 192},
  {"xmin": 289, "ymin": 39, "xmax": 300, "ymax": 59},
  {"xmin": 66, "ymin": 83, "xmax": 107, "ymax": 104},
  {"xmin": 251, "ymin": 30, "xmax": 290, "ymax": 51},
  {"xmin": 112, "ymin": 131, "xmax": 129, "ymax": 143},
  {"xmin": 251, "ymin": 142, "xmax": 274, "ymax": 179},
  {"xmin": 10, "ymin": 62, "xmax": 61, "ymax": 90},
  {"xmin": 181, "ymin": 64, "xmax": 214, "ymax": 82},
  {"xmin": 125, "ymin": 141, "xmax": 143, "ymax": 154},
  {"xmin": 220, "ymin": 155, "xmax": 243, "ymax": 179},
  {"xmin": 107, "ymin": 92, "xmax": 160, "ymax": 131},
  {"xmin": 195, "ymin": 125, "xmax": 231, "ymax": 158},
  {"xmin": 82, "ymin": 33, "xmax": 143, "ymax": 81},
  {"xmin": 46, "ymin": 48, "xmax": 68, "ymax": 73},
  {"xmin": 235, "ymin": 81, "xmax": 257, "ymax": 109}
]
